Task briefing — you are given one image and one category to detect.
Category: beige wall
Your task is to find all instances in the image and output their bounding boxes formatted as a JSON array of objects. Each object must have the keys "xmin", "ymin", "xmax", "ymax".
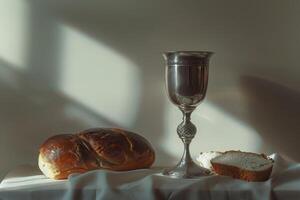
[{"xmin": 0, "ymin": 0, "xmax": 299, "ymax": 178}]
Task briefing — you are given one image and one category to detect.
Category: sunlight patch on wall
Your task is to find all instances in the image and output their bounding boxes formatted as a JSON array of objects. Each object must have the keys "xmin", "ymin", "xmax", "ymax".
[
  {"xmin": 59, "ymin": 25, "xmax": 141, "ymax": 127},
  {"xmin": 162, "ymin": 101, "xmax": 263, "ymax": 160},
  {"xmin": 0, "ymin": 0, "xmax": 29, "ymax": 69}
]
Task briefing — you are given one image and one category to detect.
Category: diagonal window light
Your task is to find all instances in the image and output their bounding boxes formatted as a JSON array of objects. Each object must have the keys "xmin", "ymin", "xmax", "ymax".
[
  {"xmin": 0, "ymin": 0, "xmax": 29, "ymax": 70},
  {"xmin": 59, "ymin": 24, "xmax": 141, "ymax": 127},
  {"xmin": 162, "ymin": 101, "xmax": 264, "ymax": 161}
]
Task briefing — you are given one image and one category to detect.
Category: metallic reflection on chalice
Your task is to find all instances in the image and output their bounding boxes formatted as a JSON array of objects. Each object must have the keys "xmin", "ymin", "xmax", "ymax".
[{"xmin": 163, "ymin": 51, "xmax": 214, "ymax": 178}]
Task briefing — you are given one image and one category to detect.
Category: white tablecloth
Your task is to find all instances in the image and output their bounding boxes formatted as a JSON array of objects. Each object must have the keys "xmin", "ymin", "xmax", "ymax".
[{"xmin": 0, "ymin": 154, "xmax": 299, "ymax": 200}]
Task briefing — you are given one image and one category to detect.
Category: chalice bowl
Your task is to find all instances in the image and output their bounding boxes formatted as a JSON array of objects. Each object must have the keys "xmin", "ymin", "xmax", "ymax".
[{"xmin": 163, "ymin": 51, "xmax": 214, "ymax": 178}]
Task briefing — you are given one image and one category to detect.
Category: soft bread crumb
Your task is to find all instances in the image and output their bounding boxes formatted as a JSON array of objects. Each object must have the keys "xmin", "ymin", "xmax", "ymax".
[
  {"xmin": 38, "ymin": 154, "xmax": 59, "ymax": 179},
  {"xmin": 211, "ymin": 151, "xmax": 273, "ymax": 171}
]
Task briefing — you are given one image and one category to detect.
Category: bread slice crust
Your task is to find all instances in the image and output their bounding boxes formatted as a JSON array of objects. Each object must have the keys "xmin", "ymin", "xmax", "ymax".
[{"xmin": 211, "ymin": 151, "xmax": 273, "ymax": 182}]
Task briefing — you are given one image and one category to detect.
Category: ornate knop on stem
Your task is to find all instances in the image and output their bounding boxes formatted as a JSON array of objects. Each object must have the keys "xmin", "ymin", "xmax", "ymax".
[{"xmin": 177, "ymin": 112, "xmax": 197, "ymax": 144}]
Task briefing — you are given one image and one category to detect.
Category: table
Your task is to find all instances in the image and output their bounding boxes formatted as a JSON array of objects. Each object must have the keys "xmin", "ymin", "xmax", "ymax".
[{"xmin": 0, "ymin": 154, "xmax": 299, "ymax": 200}]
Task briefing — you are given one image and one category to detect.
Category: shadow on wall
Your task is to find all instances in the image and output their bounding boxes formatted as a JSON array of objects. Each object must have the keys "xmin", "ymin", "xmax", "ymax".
[
  {"xmin": 0, "ymin": 59, "xmax": 118, "ymax": 179},
  {"xmin": 0, "ymin": 0, "xmax": 175, "ymax": 180},
  {"xmin": 24, "ymin": 1, "xmax": 175, "ymax": 166},
  {"xmin": 25, "ymin": 1, "xmax": 62, "ymax": 88},
  {"xmin": 240, "ymin": 76, "xmax": 300, "ymax": 161}
]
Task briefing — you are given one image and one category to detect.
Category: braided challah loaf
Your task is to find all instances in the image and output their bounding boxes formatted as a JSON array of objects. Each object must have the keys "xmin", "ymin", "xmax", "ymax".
[{"xmin": 38, "ymin": 128, "xmax": 155, "ymax": 179}]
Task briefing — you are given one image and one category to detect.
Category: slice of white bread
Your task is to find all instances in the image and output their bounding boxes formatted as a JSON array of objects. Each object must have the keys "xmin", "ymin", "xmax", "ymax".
[{"xmin": 211, "ymin": 151, "xmax": 274, "ymax": 182}]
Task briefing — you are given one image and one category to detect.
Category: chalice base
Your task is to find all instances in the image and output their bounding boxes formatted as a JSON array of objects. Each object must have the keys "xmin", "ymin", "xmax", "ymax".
[{"xmin": 163, "ymin": 160, "xmax": 211, "ymax": 179}]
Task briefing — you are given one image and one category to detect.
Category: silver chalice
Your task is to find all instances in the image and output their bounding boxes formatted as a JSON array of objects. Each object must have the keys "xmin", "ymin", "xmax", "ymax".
[{"xmin": 163, "ymin": 51, "xmax": 214, "ymax": 178}]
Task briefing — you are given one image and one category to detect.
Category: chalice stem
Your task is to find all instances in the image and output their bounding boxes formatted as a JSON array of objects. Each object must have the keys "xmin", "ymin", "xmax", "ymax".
[
  {"xmin": 177, "ymin": 111, "xmax": 196, "ymax": 166},
  {"xmin": 180, "ymin": 142, "xmax": 192, "ymax": 165}
]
